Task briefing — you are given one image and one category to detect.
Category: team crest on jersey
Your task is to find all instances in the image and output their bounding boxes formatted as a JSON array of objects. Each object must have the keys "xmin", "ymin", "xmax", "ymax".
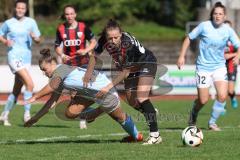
[{"xmin": 77, "ymin": 32, "xmax": 83, "ymax": 38}]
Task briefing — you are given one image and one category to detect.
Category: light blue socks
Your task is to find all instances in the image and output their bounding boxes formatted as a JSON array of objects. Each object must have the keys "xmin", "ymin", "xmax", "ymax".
[
  {"xmin": 121, "ymin": 116, "xmax": 138, "ymax": 139},
  {"xmin": 4, "ymin": 94, "xmax": 16, "ymax": 112},
  {"xmin": 23, "ymin": 91, "xmax": 32, "ymax": 112},
  {"xmin": 209, "ymin": 100, "xmax": 226, "ymax": 125}
]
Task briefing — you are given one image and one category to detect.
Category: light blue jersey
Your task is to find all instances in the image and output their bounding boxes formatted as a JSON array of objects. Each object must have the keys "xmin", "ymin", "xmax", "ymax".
[
  {"xmin": 188, "ymin": 21, "xmax": 240, "ymax": 71},
  {"xmin": 0, "ymin": 17, "xmax": 41, "ymax": 64},
  {"xmin": 63, "ymin": 67, "xmax": 111, "ymax": 91},
  {"xmin": 63, "ymin": 67, "xmax": 115, "ymax": 103},
  {"xmin": 51, "ymin": 64, "xmax": 119, "ymax": 111}
]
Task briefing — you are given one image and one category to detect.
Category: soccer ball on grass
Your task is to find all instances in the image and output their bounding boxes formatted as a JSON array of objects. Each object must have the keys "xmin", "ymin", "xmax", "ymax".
[{"xmin": 181, "ymin": 126, "xmax": 203, "ymax": 147}]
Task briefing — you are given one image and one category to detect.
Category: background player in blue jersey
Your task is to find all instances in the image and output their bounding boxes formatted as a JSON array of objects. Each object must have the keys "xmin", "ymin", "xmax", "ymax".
[
  {"xmin": 207, "ymin": 20, "xmax": 239, "ymax": 130},
  {"xmin": 0, "ymin": 0, "xmax": 41, "ymax": 126},
  {"xmin": 177, "ymin": 2, "xmax": 240, "ymax": 131},
  {"xmin": 23, "ymin": 48, "xmax": 143, "ymax": 142}
]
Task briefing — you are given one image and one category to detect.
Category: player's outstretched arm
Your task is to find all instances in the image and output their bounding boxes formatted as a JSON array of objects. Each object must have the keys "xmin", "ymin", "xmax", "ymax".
[
  {"xmin": 96, "ymin": 69, "xmax": 130, "ymax": 98},
  {"xmin": 23, "ymin": 84, "xmax": 54, "ymax": 105},
  {"xmin": 83, "ymin": 51, "xmax": 96, "ymax": 87},
  {"xmin": 24, "ymin": 92, "xmax": 61, "ymax": 127},
  {"xmin": 33, "ymin": 84, "xmax": 55, "ymax": 101}
]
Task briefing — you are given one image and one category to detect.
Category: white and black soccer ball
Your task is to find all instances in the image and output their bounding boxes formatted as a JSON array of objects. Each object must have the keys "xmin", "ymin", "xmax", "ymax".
[{"xmin": 181, "ymin": 126, "xmax": 203, "ymax": 147}]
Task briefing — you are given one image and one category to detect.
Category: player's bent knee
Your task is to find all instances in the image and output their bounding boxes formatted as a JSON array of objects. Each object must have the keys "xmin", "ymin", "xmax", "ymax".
[
  {"xmin": 217, "ymin": 95, "xmax": 227, "ymax": 103},
  {"xmin": 26, "ymin": 83, "xmax": 34, "ymax": 91},
  {"xmin": 127, "ymin": 100, "xmax": 139, "ymax": 108},
  {"xmin": 65, "ymin": 110, "xmax": 78, "ymax": 119},
  {"xmin": 199, "ymin": 98, "xmax": 208, "ymax": 105},
  {"xmin": 136, "ymin": 97, "xmax": 148, "ymax": 104}
]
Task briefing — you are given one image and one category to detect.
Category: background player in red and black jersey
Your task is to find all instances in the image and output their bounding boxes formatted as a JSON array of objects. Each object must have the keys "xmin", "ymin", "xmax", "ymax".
[
  {"xmin": 94, "ymin": 19, "xmax": 161, "ymax": 145},
  {"xmin": 55, "ymin": 5, "xmax": 96, "ymax": 72},
  {"xmin": 224, "ymin": 20, "xmax": 238, "ymax": 108},
  {"xmin": 55, "ymin": 5, "xmax": 97, "ymax": 128}
]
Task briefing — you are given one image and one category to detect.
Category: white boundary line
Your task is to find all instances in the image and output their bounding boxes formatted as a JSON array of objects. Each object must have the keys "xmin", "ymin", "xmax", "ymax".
[
  {"xmin": 0, "ymin": 133, "xmax": 127, "ymax": 145},
  {"xmin": 0, "ymin": 127, "xmax": 239, "ymax": 145}
]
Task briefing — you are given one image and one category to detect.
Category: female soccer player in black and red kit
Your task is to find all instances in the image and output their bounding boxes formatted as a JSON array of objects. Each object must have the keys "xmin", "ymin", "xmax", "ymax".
[
  {"xmin": 55, "ymin": 5, "xmax": 97, "ymax": 85},
  {"xmin": 224, "ymin": 20, "xmax": 238, "ymax": 109},
  {"xmin": 94, "ymin": 19, "xmax": 161, "ymax": 145}
]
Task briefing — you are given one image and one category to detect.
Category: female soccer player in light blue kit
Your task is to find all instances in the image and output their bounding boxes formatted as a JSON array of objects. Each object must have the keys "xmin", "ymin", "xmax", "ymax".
[
  {"xmin": 0, "ymin": 0, "xmax": 41, "ymax": 126},
  {"xmin": 177, "ymin": 2, "xmax": 240, "ymax": 131},
  {"xmin": 23, "ymin": 48, "xmax": 143, "ymax": 142}
]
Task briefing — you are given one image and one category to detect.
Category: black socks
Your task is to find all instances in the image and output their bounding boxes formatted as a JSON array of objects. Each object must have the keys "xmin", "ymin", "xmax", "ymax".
[{"xmin": 139, "ymin": 99, "xmax": 158, "ymax": 132}]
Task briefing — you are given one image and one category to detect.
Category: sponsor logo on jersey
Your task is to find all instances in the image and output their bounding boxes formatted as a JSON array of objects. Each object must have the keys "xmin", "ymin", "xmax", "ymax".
[
  {"xmin": 142, "ymin": 68, "xmax": 149, "ymax": 73},
  {"xmin": 64, "ymin": 39, "xmax": 82, "ymax": 46}
]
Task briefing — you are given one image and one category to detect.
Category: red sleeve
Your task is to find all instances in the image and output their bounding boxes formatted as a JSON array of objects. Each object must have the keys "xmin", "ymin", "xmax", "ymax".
[{"xmin": 229, "ymin": 44, "xmax": 235, "ymax": 53}]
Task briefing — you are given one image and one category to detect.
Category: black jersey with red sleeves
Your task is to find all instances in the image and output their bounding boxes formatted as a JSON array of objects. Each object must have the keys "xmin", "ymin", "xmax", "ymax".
[
  {"xmin": 95, "ymin": 32, "xmax": 156, "ymax": 70},
  {"xmin": 55, "ymin": 22, "xmax": 95, "ymax": 66}
]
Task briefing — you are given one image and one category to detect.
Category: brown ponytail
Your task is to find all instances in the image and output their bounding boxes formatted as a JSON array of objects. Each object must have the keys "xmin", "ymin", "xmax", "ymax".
[{"xmin": 39, "ymin": 48, "xmax": 57, "ymax": 65}]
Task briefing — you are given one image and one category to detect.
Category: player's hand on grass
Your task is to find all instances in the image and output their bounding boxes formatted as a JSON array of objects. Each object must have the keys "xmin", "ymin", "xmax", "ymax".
[
  {"xmin": 24, "ymin": 117, "xmax": 38, "ymax": 127},
  {"xmin": 177, "ymin": 56, "xmax": 185, "ymax": 70}
]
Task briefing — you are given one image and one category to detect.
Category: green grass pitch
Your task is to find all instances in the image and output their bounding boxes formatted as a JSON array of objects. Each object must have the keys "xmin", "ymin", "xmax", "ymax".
[{"xmin": 1, "ymin": 99, "xmax": 240, "ymax": 160}]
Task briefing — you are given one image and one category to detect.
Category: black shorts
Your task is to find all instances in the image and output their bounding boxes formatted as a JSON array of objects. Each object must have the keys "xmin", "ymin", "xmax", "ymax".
[
  {"xmin": 227, "ymin": 72, "xmax": 237, "ymax": 82},
  {"xmin": 227, "ymin": 69, "xmax": 237, "ymax": 81},
  {"xmin": 124, "ymin": 62, "xmax": 157, "ymax": 90}
]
